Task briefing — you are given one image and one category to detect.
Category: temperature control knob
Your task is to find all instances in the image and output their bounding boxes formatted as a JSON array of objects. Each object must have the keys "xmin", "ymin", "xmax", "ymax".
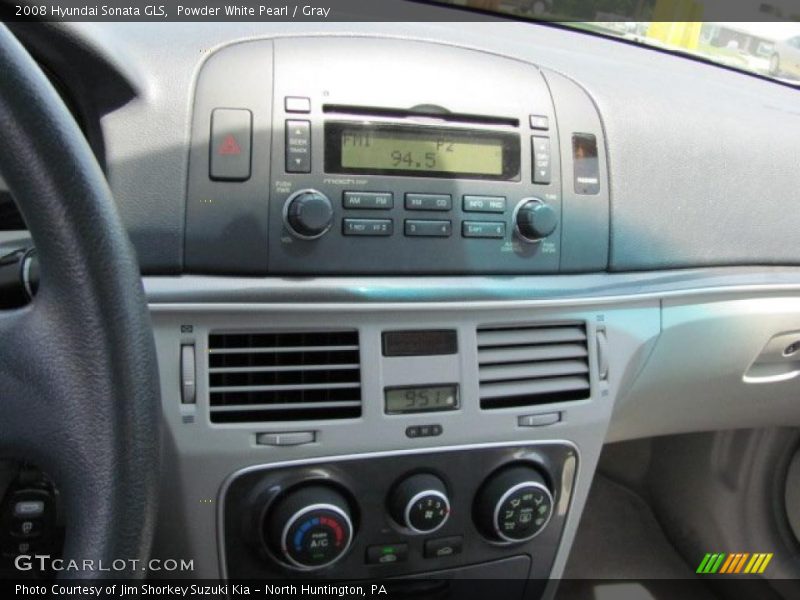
[
  {"xmin": 389, "ymin": 473, "xmax": 450, "ymax": 534},
  {"xmin": 283, "ymin": 189, "xmax": 334, "ymax": 239},
  {"xmin": 514, "ymin": 198, "xmax": 558, "ymax": 243},
  {"xmin": 474, "ymin": 464, "xmax": 554, "ymax": 543},
  {"xmin": 265, "ymin": 485, "xmax": 354, "ymax": 570}
]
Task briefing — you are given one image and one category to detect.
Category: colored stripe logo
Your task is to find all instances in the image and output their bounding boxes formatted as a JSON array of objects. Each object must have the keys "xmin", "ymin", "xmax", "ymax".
[{"xmin": 697, "ymin": 553, "xmax": 773, "ymax": 574}]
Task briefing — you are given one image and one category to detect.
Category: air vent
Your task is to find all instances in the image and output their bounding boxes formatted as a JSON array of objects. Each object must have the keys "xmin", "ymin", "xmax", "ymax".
[
  {"xmin": 208, "ymin": 330, "xmax": 361, "ymax": 423},
  {"xmin": 477, "ymin": 322, "xmax": 590, "ymax": 410}
]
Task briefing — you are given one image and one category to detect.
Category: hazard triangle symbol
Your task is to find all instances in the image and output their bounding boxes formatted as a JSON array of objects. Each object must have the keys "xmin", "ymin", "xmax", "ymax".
[{"xmin": 218, "ymin": 134, "xmax": 242, "ymax": 156}]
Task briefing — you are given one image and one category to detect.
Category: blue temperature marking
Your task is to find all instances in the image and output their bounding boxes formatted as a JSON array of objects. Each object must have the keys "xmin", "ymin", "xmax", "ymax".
[{"xmin": 293, "ymin": 517, "xmax": 321, "ymax": 550}]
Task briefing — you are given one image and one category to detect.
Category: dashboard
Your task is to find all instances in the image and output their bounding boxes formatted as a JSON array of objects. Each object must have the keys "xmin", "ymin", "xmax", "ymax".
[{"xmin": 3, "ymin": 17, "xmax": 800, "ymax": 595}]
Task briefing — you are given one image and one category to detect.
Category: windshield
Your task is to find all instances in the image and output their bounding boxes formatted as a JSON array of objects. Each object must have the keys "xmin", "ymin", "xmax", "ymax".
[{"xmin": 429, "ymin": 1, "xmax": 800, "ymax": 86}]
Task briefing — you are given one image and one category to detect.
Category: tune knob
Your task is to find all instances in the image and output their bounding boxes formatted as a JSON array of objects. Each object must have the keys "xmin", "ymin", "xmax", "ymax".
[
  {"xmin": 264, "ymin": 485, "xmax": 354, "ymax": 570},
  {"xmin": 283, "ymin": 189, "xmax": 334, "ymax": 239},
  {"xmin": 474, "ymin": 464, "xmax": 554, "ymax": 543},
  {"xmin": 513, "ymin": 198, "xmax": 558, "ymax": 243},
  {"xmin": 389, "ymin": 473, "xmax": 451, "ymax": 534}
]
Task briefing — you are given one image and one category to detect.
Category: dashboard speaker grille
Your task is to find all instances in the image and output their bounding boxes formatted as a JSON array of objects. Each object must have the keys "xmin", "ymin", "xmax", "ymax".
[
  {"xmin": 477, "ymin": 322, "xmax": 590, "ymax": 409},
  {"xmin": 207, "ymin": 330, "xmax": 361, "ymax": 423}
]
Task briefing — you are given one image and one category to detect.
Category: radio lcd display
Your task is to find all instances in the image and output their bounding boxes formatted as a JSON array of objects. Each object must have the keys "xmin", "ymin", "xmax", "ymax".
[{"xmin": 325, "ymin": 122, "xmax": 520, "ymax": 180}]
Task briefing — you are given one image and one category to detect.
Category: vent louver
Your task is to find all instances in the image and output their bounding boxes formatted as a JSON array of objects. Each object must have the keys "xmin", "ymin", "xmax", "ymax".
[
  {"xmin": 477, "ymin": 323, "xmax": 590, "ymax": 409},
  {"xmin": 208, "ymin": 330, "xmax": 361, "ymax": 423}
]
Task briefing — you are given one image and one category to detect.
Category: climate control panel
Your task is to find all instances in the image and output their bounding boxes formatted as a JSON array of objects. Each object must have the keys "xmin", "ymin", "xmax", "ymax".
[{"xmin": 222, "ymin": 443, "xmax": 576, "ymax": 580}]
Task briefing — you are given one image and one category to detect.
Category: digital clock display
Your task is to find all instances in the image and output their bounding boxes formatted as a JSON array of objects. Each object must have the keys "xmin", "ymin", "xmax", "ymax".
[
  {"xmin": 325, "ymin": 122, "xmax": 520, "ymax": 181},
  {"xmin": 385, "ymin": 384, "xmax": 459, "ymax": 415}
]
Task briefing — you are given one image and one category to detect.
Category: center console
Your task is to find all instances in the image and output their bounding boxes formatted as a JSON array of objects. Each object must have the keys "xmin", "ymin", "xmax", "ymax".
[{"xmin": 155, "ymin": 34, "xmax": 632, "ymax": 595}]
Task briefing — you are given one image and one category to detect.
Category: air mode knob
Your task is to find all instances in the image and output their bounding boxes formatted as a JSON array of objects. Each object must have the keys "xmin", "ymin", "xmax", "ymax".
[
  {"xmin": 283, "ymin": 189, "xmax": 334, "ymax": 239},
  {"xmin": 264, "ymin": 484, "xmax": 354, "ymax": 570},
  {"xmin": 474, "ymin": 464, "xmax": 554, "ymax": 544},
  {"xmin": 388, "ymin": 473, "xmax": 451, "ymax": 534},
  {"xmin": 514, "ymin": 198, "xmax": 558, "ymax": 243}
]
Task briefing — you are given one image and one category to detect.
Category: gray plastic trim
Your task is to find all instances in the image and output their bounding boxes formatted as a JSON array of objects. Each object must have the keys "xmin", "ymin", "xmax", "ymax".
[{"xmin": 144, "ymin": 268, "xmax": 800, "ymax": 306}]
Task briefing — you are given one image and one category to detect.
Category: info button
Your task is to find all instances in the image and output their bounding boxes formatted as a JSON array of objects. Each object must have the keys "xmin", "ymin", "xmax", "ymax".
[{"xmin": 463, "ymin": 195, "xmax": 506, "ymax": 213}]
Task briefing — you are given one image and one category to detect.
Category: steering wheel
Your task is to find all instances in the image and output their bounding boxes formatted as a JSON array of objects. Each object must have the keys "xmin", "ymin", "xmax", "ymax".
[{"xmin": 0, "ymin": 25, "xmax": 160, "ymax": 578}]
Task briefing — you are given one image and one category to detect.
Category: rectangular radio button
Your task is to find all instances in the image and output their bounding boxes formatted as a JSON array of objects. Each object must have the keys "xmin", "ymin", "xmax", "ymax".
[
  {"xmin": 284, "ymin": 96, "xmax": 311, "ymax": 113},
  {"xmin": 285, "ymin": 120, "xmax": 311, "ymax": 173},
  {"xmin": 463, "ymin": 195, "xmax": 506, "ymax": 213},
  {"xmin": 342, "ymin": 218, "xmax": 393, "ymax": 236},
  {"xmin": 210, "ymin": 108, "xmax": 252, "ymax": 181},
  {"xmin": 529, "ymin": 115, "xmax": 550, "ymax": 130},
  {"xmin": 343, "ymin": 191, "xmax": 393, "ymax": 210},
  {"xmin": 405, "ymin": 193, "xmax": 452, "ymax": 211},
  {"xmin": 532, "ymin": 136, "xmax": 552, "ymax": 184},
  {"xmin": 462, "ymin": 221, "xmax": 506, "ymax": 239},
  {"xmin": 404, "ymin": 220, "xmax": 452, "ymax": 237}
]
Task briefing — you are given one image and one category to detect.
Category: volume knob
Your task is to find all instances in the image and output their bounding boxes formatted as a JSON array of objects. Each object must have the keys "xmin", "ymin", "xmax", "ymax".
[
  {"xmin": 514, "ymin": 198, "xmax": 558, "ymax": 243},
  {"xmin": 284, "ymin": 189, "xmax": 334, "ymax": 239}
]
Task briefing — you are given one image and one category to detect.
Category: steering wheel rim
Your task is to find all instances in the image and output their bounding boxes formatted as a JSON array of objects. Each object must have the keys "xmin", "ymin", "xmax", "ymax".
[{"xmin": 0, "ymin": 25, "xmax": 160, "ymax": 578}]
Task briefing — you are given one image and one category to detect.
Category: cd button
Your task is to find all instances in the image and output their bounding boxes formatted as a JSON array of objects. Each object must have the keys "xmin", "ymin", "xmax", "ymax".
[
  {"xmin": 404, "ymin": 220, "xmax": 452, "ymax": 237},
  {"xmin": 405, "ymin": 193, "xmax": 452, "ymax": 211}
]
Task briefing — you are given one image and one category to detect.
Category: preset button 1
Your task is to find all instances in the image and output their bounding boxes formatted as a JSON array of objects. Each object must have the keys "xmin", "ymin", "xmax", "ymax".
[{"xmin": 342, "ymin": 219, "xmax": 393, "ymax": 236}]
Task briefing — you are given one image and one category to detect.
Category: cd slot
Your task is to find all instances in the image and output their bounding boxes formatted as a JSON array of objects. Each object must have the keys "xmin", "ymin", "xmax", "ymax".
[{"xmin": 322, "ymin": 104, "xmax": 518, "ymax": 128}]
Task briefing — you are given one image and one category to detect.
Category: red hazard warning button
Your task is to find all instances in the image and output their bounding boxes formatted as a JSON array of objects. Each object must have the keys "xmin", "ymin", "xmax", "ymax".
[
  {"xmin": 210, "ymin": 108, "xmax": 251, "ymax": 181},
  {"xmin": 217, "ymin": 134, "xmax": 242, "ymax": 156}
]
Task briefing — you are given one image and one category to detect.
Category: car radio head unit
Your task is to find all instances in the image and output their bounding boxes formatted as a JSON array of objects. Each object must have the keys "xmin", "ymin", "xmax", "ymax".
[{"xmin": 184, "ymin": 37, "xmax": 610, "ymax": 275}]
